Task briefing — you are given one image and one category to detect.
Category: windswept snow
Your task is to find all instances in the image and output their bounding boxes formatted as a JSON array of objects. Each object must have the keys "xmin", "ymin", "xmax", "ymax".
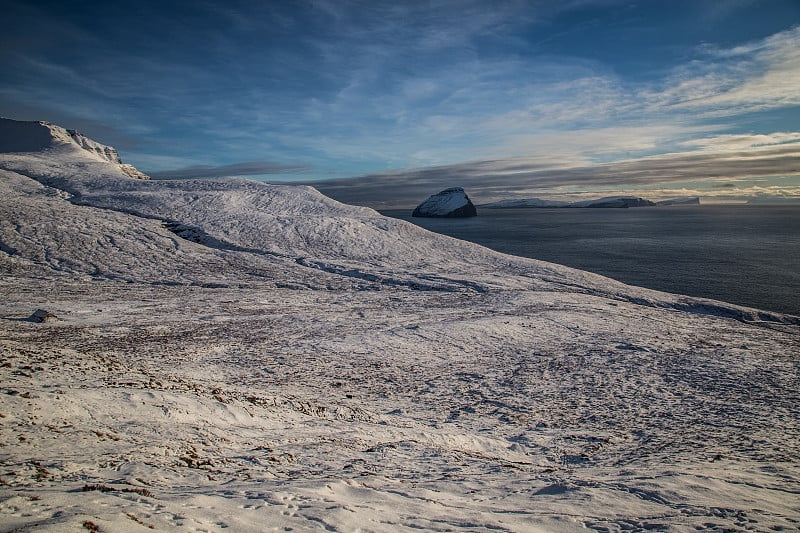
[{"xmin": 1, "ymin": 119, "xmax": 799, "ymax": 532}]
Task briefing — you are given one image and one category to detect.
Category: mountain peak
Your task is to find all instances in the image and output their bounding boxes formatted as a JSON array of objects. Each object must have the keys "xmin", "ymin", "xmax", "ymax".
[{"xmin": 0, "ymin": 117, "xmax": 150, "ymax": 179}]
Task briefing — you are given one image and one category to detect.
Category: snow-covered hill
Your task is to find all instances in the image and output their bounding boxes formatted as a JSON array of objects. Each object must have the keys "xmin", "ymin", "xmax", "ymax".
[
  {"xmin": 0, "ymin": 119, "xmax": 575, "ymax": 292},
  {"xmin": 1, "ymin": 119, "xmax": 799, "ymax": 532}
]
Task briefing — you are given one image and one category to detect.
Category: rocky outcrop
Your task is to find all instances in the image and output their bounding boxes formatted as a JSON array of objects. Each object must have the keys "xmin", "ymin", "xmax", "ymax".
[
  {"xmin": 119, "ymin": 163, "xmax": 151, "ymax": 180},
  {"xmin": 0, "ymin": 118, "xmax": 150, "ymax": 179},
  {"xmin": 67, "ymin": 128, "xmax": 123, "ymax": 164},
  {"xmin": 27, "ymin": 309, "xmax": 58, "ymax": 323},
  {"xmin": 412, "ymin": 187, "xmax": 477, "ymax": 218},
  {"xmin": 66, "ymin": 126, "xmax": 151, "ymax": 180}
]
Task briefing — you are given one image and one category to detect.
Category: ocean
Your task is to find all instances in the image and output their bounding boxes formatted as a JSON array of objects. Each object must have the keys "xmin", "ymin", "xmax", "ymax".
[{"xmin": 381, "ymin": 205, "xmax": 800, "ymax": 316}]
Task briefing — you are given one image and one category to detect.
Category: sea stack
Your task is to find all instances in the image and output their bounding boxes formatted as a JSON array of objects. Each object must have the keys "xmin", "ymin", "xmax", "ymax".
[{"xmin": 412, "ymin": 187, "xmax": 477, "ymax": 218}]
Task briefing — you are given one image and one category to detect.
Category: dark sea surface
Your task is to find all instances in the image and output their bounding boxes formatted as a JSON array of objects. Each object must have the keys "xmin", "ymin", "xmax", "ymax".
[{"xmin": 381, "ymin": 206, "xmax": 800, "ymax": 316}]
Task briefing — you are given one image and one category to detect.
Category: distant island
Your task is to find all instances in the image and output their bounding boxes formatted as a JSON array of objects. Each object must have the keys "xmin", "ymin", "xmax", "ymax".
[
  {"xmin": 412, "ymin": 187, "xmax": 478, "ymax": 217},
  {"xmin": 479, "ymin": 195, "xmax": 700, "ymax": 209},
  {"xmin": 656, "ymin": 197, "xmax": 701, "ymax": 206}
]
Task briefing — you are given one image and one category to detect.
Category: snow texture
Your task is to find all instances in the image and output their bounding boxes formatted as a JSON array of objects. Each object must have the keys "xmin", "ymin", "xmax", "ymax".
[
  {"xmin": 1, "ymin": 119, "xmax": 799, "ymax": 532},
  {"xmin": 412, "ymin": 187, "xmax": 477, "ymax": 217}
]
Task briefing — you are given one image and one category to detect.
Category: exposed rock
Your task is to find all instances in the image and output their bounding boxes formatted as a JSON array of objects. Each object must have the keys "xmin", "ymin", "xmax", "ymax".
[
  {"xmin": 28, "ymin": 309, "xmax": 58, "ymax": 323},
  {"xmin": 0, "ymin": 118, "xmax": 150, "ymax": 179},
  {"xmin": 67, "ymin": 128, "xmax": 123, "ymax": 164},
  {"xmin": 67, "ymin": 127, "xmax": 151, "ymax": 179},
  {"xmin": 120, "ymin": 163, "xmax": 152, "ymax": 180},
  {"xmin": 412, "ymin": 187, "xmax": 477, "ymax": 218}
]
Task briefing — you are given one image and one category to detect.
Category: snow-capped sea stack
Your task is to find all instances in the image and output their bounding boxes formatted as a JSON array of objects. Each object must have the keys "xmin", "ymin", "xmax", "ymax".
[{"xmin": 412, "ymin": 187, "xmax": 477, "ymax": 218}]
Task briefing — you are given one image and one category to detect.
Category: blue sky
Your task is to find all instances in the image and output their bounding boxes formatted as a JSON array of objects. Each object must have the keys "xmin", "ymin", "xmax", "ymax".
[{"xmin": 2, "ymin": 0, "xmax": 799, "ymax": 206}]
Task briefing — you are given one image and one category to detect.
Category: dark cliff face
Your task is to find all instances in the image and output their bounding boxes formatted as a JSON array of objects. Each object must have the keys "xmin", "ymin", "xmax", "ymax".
[
  {"xmin": 412, "ymin": 202, "xmax": 477, "ymax": 218},
  {"xmin": 449, "ymin": 202, "xmax": 477, "ymax": 217}
]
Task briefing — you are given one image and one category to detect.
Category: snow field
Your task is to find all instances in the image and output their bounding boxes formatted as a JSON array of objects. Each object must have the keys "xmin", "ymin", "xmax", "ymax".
[{"xmin": 1, "ymin": 118, "xmax": 799, "ymax": 531}]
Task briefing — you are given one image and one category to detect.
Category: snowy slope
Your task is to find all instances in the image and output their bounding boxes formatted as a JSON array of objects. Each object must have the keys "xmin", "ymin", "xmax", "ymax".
[
  {"xmin": 0, "ymin": 119, "xmax": 652, "ymax": 297},
  {"xmin": 2, "ymin": 118, "xmax": 790, "ymax": 318},
  {"xmin": 1, "ymin": 120, "xmax": 799, "ymax": 532}
]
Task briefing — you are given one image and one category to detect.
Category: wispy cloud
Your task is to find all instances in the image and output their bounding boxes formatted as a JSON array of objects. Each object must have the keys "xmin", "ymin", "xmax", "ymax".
[
  {"xmin": 2, "ymin": 1, "xmax": 799, "ymax": 194},
  {"xmin": 309, "ymin": 141, "xmax": 800, "ymax": 208},
  {"xmin": 680, "ymin": 132, "xmax": 800, "ymax": 151},
  {"xmin": 296, "ymin": 23, "xmax": 800, "ymax": 174},
  {"xmin": 647, "ymin": 25, "xmax": 800, "ymax": 116},
  {"xmin": 304, "ymin": 23, "xmax": 800, "ymax": 205}
]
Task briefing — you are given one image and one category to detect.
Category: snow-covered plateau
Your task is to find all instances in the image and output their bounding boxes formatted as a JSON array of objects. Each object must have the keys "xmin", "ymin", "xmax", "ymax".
[{"xmin": 1, "ymin": 118, "xmax": 799, "ymax": 532}]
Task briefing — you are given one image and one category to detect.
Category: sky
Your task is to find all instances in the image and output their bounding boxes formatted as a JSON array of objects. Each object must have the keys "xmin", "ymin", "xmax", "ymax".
[{"xmin": 1, "ymin": 0, "xmax": 800, "ymax": 207}]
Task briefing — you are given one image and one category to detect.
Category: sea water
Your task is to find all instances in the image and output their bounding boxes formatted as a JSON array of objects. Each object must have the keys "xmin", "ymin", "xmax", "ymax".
[{"xmin": 381, "ymin": 205, "xmax": 800, "ymax": 316}]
